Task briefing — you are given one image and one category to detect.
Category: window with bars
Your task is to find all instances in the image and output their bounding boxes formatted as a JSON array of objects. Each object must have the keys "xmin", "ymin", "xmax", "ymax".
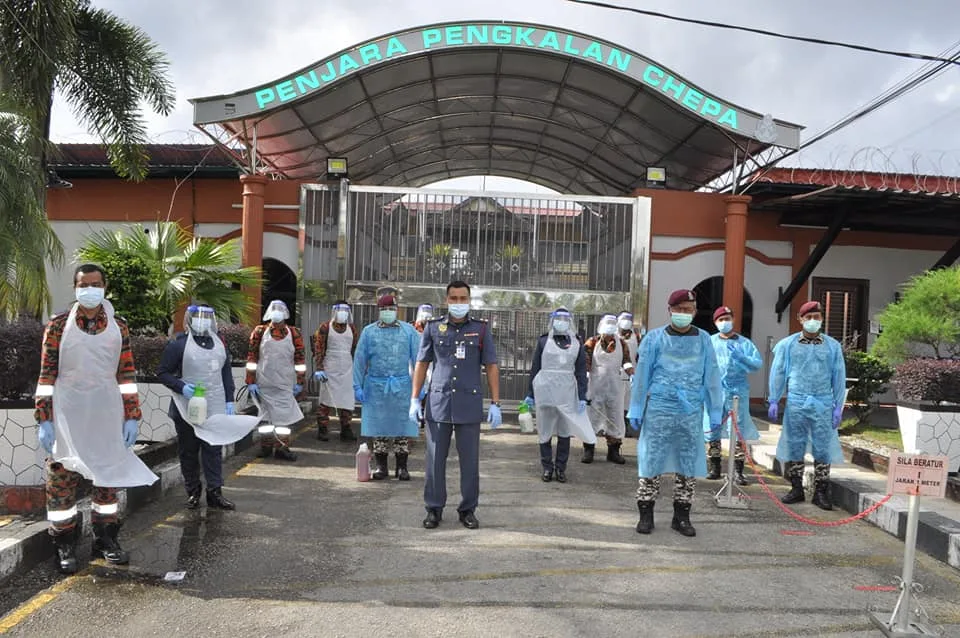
[{"xmin": 810, "ymin": 277, "xmax": 870, "ymax": 350}]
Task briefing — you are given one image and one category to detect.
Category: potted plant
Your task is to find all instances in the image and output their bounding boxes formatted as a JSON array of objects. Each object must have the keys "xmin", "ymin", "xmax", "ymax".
[{"xmin": 873, "ymin": 266, "xmax": 960, "ymax": 473}]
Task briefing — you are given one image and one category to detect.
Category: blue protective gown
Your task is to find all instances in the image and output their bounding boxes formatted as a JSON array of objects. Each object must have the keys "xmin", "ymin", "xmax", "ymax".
[
  {"xmin": 353, "ymin": 321, "xmax": 421, "ymax": 438},
  {"xmin": 702, "ymin": 333, "xmax": 763, "ymax": 442},
  {"xmin": 768, "ymin": 333, "xmax": 846, "ymax": 464},
  {"xmin": 628, "ymin": 326, "xmax": 724, "ymax": 478}
]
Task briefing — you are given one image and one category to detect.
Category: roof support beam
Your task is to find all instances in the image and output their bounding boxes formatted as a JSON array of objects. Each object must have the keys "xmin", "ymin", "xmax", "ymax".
[
  {"xmin": 775, "ymin": 208, "xmax": 850, "ymax": 320},
  {"xmin": 931, "ymin": 237, "xmax": 960, "ymax": 270}
]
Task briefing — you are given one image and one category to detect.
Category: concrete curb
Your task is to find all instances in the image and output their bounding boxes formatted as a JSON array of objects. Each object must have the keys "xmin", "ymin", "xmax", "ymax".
[
  {"xmin": 0, "ymin": 431, "xmax": 255, "ymax": 583},
  {"xmin": 746, "ymin": 431, "xmax": 960, "ymax": 572}
]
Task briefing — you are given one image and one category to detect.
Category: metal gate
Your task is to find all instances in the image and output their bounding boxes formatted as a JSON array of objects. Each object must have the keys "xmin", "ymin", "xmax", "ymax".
[{"xmin": 299, "ymin": 182, "xmax": 651, "ymax": 402}]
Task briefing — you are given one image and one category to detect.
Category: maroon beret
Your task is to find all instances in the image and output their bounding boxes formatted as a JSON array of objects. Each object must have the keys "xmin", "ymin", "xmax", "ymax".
[
  {"xmin": 377, "ymin": 294, "xmax": 397, "ymax": 308},
  {"xmin": 713, "ymin": 306, "xmax": 733, "ymax": 322},
  {"xmin": 798, "ymin": 300, "xmax": 822, "ymax": 316},
  {"xmin": 667, "ymin": 289, "xmax": 696, "ymax": 306}
]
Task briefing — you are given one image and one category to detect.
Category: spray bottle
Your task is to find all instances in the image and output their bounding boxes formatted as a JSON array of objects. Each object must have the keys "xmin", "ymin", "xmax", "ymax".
[
  {"xmin": 187, "ymin": 383, "xmax": 207, "ymax": 426},
  {"xmin": 356, "ymin": 442, "xmax": 372, "ymax": 482},
  {"xmin": 518, "ymin": 401, "xmax": 534, "ymax": 433}
]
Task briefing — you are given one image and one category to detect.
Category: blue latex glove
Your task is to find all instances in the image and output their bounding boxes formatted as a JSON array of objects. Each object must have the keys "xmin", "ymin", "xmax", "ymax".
[
  {"xmin": 247, "ymin": 383, "xmax": 260, "ymax": 398},
  {"xmin": 487, "ymin": 404, "xmax": 502, "ymax": 428},
  {"xmin": 832, "ymin": 404, "xmax": 843, "ymax": 429},
  {"xmin": 38, "ymin": 421, "xmax": 55, "ymax": 454},
  {"xmin": 523, "ymin": 396, "xmax": 535, "ymax": 408},
  {"xmin": 418, "ymin": 386, "xmax": 427, "ymax": 400},
  {"xmin": 182, "ymin": 383, "xmax": 196, "ymax": 399},
  {"xmin": 122, "ymin": 419, "xmax": 138, "ymax": 448},
  {"xmin": 767, "ymin": 401, "xmax": 779, "ymax": 422},
  {"xmin": 314, "ymin": 370, "xmax": 328, "ymax": 382},
  {"xmin": 409, "ymin": 398, "xmax": 422, "ymax": 422},
  {"xmin": 354, "ymin": 385, "xmax": 364, "ymax": 403},
  {"xmin": 225, "ymin": 402, "xmax": 235, "ymax": 416},
  {"xmin": 578, "ymin": 400, "xmax": 587, "ymax": 414},
  {"xmin": 629, "ymin": 418, "xmax": 641, "ymax": 431},
  {"xmin": 293, "ymin": 384, "xmax": 303, "ymax": 396}
]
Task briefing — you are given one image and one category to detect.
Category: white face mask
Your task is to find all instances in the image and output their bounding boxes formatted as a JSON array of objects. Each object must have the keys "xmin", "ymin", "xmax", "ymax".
[
  {"xmin": 552, "ymin": 319, "xmax": 570, "ymax": 333},
  {"xmin": 268, "ymin": 310, "xmax": 285, "ymax": 323},
  {"xmin": 716, "ymin": 320, "xmax": 733, "ymax": 334},
  {"xmin": 75, "ymin": 286, "xmax": 104, "ymax": 309},
  {"xmin": 191, "ymin": 318, "xmax": 212, "ymax": 335},
  {"xmin": 334, "ymin": 310, "xmax": 350, "ymax": 324},
  {"xmin": 618, "ymin": 319, "xmax": 633, "ymax": 331}
]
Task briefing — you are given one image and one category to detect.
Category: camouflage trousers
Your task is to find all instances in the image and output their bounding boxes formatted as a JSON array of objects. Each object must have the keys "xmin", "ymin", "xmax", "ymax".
[
  {"xmin": 258, "ymin": 424, "xmax": 293, "ymax": 450},
  {"xmin": 46, "ymin": 461, "xmax": 118, "ymax": 534},
  {"xmin": 636, "ymin": 474, "xmax": 696, "ymax": 504},
  {"xmin": 707, "ymin": 440, "xmax": 746, "ymax": 460},
  {"xmin": 373, "ymin": 437, "xmax": 410, "ymax": 455},
  {"xmin": 784, "ymin": 460, "xmax": 831, "ymax": 482},
  {"xmin": 316, "ymin": 403, "xmax": 353, "ymax": 430}
]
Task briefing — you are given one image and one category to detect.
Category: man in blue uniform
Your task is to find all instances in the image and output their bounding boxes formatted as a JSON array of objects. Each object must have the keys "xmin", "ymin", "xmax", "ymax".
[
  {"xmin": 411, "ymin": 281, "xmax": 501, "ymax": 530},
  {"xmin": 768, "ymin": 300, "xmax": 846, "ymax": 510}
]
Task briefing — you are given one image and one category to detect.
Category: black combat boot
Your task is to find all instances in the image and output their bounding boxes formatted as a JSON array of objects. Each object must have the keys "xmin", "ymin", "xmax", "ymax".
[
  {"xmin": 316, "ymin": 423, "xmax": 330, "ymax": 441},
  {"xmin": 395, "ymin": 453, "xmax": 410, "ymax": 481},
  {"xmin": 186, "ymin": 486, "xmax": 202, "ymax": 509},
  {"xmin": 781, "ymin": 474, "xmax": 805, "ymax": 504},
  {"xmin": 52, "ymin": 528, "xmax": 78, "ymax": 574},
  {"xmin": 274, "ymin": 446, "xmax": 298, "ymax": 461},
  {"xmin": 92, "ymin": 522, "xmax": 130, "ymax": 565},
  {"xmin": 257, "ymin": 445, "xmax": 274, "ymax": 458},
  {"xmin": 671, "ymin": 501, "xmax": 696, "ymax": 537},
  {"xmin": 372, "ymin": 453, "xmax": 389, "ymax": 480},
  {"xmin": 206, "ymin": 487, "xmax": 236, "ymax": 510},
  {"xmin": 734, "ymin": 460, "xmax": 748, "ymax": 486},
  {"xmin": 811, "ymin": 481, "xmax": 833, "ymax": 511},
  {"xmin": 581, "ymin": 443, "xmax": 595, "ymax": 464},
  {"xmin": 340, "ymin": 424, "xmax": 357, "ymax": 442},
  {"xmin": 706, "ymin": 456, "xmax": 722, "ymax": 480},
  {"xmin": 607, "ymin": 442, "xmax": 626, "ymax": 465},
  {"xmin": 635, "ymin": 501, "xmax": 654, "ymax": 534}
]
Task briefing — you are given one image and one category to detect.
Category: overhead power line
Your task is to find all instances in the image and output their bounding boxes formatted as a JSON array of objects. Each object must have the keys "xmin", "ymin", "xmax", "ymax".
[{"xmin": 566, "ymin": 0, "xmax": 960, "ymax": 67}]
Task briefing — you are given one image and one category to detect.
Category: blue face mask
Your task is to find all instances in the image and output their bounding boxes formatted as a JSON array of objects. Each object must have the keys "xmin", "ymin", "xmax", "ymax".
[
  {"xmin": 379, "ymin": 310, "xmax": 397, "ymax": 324},
  {"xmin": 716, "ymin": 320, "xmax": 733, "ymax": 334},
  {"xmin": 671, "ymin": 313, "xmax": 694, "ymax": 329},
  {"xmin": 448, "ymin": 304, "xmax": 469, "ymax": 319},
  {"xmin": 552, "ymin": 319, "xmax": 570, "ymax": 333},
  {"xmin": 803, "ymin": 319, "xmax": 822, "ymax": 334}
]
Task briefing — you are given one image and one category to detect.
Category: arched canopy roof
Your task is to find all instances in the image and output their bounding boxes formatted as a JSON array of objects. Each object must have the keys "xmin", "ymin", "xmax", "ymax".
[{"xmin": 191, "ymin": 21, "xmax": 802, "ymax": 194}]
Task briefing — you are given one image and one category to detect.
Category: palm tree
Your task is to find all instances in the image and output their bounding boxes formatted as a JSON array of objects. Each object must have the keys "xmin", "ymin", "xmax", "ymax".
[
  {"xmin": 76, "ymin": 221, "xmax": 263, "ymax": 327},
  {"xmin": 0, "ymin": 0, "xmax": 175, "ymax": 317}
]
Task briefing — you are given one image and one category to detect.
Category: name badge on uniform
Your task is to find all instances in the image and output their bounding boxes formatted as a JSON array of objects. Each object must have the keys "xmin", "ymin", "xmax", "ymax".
[{"xmin": 455, "ymin": 343, "xmax": 466, "ymax": 359}]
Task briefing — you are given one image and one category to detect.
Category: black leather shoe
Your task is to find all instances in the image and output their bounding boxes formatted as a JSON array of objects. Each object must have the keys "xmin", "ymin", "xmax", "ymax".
[
  {"xmin": 541, "ymin": 469, "xmax": 554, "ymax": 482},
  {"xmin": 274, "ymin": 447, "xmax": 298, "ymax": 462},
  {"xmin": 555, "ymin": 469, "xmax": 567, "ymax": 483},
  {"xmin": 458, "ymin": 511, "xmax": 479, "ymax": 530},
  {"xmin": 206, "ymin": 488, "xmax": 235, "ymax": 510},
  {"xmin": 423, "ymin": 509, "xmax": 441, "ymax": 529},
  {"xmin": 186, "ymin": 488, "xmax": 201, "ymax": 509}
]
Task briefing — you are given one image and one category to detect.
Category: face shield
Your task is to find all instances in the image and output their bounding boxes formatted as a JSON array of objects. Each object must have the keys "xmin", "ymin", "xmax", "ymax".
[
  {"xmin": 415, "ymin": 304, "xmax": 434, "ymax": 323},
  {"xmin": 263, "ymin": 300, "xmax": 290, "ymax": 324},
  {"xmin": 185, "ymin": 305, "xmax": 217, "ymax": 337},
  {"xmin": 597, "ymin": 314, "xmax": 618, "ymax": 336},
  {"xmin": 617, "ymin": 312, "xmax": 634, "ymax": 331},
  {"xmin": 549, "ymin": 308, "xmax": 574, "ymax": 335},
  {"xmin": 331, "ymin": 302, "xmax": 352, "ymax": 325}
]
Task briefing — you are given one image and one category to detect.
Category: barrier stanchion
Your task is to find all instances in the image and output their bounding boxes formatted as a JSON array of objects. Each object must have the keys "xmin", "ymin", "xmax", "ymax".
[{"xmin": 714, "ymin": 395, "xmax": 748, "ymax": 509}]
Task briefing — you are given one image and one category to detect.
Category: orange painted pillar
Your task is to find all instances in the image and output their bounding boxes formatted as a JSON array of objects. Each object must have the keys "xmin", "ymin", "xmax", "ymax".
[
  {"xmin": 241, "ymin": 174, "xmax": 267, "ymax": 319},
  {"xmin": 722, "ymin": 195, "xmax": 751, "ymax": 333}
]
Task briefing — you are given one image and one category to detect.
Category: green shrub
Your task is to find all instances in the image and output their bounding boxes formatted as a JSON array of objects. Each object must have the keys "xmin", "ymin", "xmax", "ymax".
[
  {"xmin": 895, "ymin": 359, "xmax": 960, "ymax": 404},
  {"xmin": 100, "ymin": 250, "xmax": 169, "ymax": 334},
  {"xmin": 843, "ymin": 350, "xmax": 894, "ymax": 423}
]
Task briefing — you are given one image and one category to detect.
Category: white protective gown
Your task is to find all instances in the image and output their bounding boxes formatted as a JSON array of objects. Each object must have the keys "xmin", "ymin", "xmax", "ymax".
[
  {"xmin": 173, "ymin": 334, "xmax": 259, "ymax": 446},
  {"xmin": 587, "ymin": 337, "xmax": 627, "ymax": 439},
  {"xmin": 320, "ymin": 324, "xmax": 355, "ymax": 410},
  {"xmin": 256, "ymin": 327, "xmax": 304, "ymax": 426},
  {"xmin": 52, "ymin": 301, "xmax": 158, "ymax": 488},
  {"xmin": 532, "ymin": 333, "xmax": 597, "ymax": 445}
]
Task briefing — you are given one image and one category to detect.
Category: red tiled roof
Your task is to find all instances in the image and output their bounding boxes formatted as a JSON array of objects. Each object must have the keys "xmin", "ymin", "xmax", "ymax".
[{"xmin": 754, "ymin": 167, "xmax": 960, "ymax": 196}]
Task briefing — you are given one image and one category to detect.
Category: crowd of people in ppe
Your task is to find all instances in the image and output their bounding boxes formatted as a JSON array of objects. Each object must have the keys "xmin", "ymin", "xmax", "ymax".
[{"xmin": 33, "ymin": 266, "xmax": 845, "ymax": 574}]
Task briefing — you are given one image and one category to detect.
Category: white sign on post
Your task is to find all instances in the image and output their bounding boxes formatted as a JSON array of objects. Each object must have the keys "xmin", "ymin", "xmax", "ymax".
[{"xmin": 886, "ymin": 453, "xmax": 950, "ymax": 498}]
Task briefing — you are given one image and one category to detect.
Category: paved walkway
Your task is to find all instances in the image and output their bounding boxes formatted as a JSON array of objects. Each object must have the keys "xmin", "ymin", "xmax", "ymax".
[{"xmin": 2, "ymin": 424, "xmax": 960, "ymax": 637}]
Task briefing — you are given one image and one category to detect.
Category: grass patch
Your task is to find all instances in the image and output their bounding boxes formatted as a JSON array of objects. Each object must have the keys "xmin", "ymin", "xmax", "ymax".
[{"xmin": 838, "ymin": 418, "xmax": 903, "ymax": 451}]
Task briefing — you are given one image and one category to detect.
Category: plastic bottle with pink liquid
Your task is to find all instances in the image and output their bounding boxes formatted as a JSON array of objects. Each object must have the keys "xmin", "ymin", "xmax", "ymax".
[{"xmin": 356, "ymin": 442, "xmax": 371, "ymax": 482}]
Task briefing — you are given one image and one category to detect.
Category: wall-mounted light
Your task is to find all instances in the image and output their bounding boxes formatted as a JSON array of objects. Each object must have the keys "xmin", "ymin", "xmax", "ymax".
[
  {"xmin": 326, "ymin": 157, "xmax": 348, "ymax": 179},
  {"xmin": 645, "ymin": 167, "xmax": 666, "ymax": 188}
]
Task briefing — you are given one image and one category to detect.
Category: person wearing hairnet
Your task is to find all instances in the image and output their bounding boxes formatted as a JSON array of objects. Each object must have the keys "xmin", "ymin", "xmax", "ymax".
[
  {"xmin": 157, "ymin": 305, "xmax": 238, "ymax": 511},
  {"xmin": 628, "ymin": 289, "xmax": 723, "ymax": 537},
  {"xmin": 35, "ymin": 264, "xmax": 157, "ymax": 574},
  {"xmin": 354, "ymin": 294, "xmax": 421, "ymax": 481},
  {"xmin": 617, "ymin": 311, "xmax": 643, "ymax": 438},
  {"xmin": 246, "ymin": 300, "xmax": 306, "ymax": 461},
  {"xmin": 768, "ymin": 300, "xmax": 846, "ymax": 510},
  {"xmin": 582, "ymin": 314, "xmax": 633, "ymax": 465},
  {"xmin": 703, "ymin": 306, "xmax": 763, "ymax": 484},
  {"xmin": 523, "ymin": 308, "xmax": 595, "ymax": 483},
  {"xmin": 312, "ymin": 301, "xmax": 359, "ymax": 442}
]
